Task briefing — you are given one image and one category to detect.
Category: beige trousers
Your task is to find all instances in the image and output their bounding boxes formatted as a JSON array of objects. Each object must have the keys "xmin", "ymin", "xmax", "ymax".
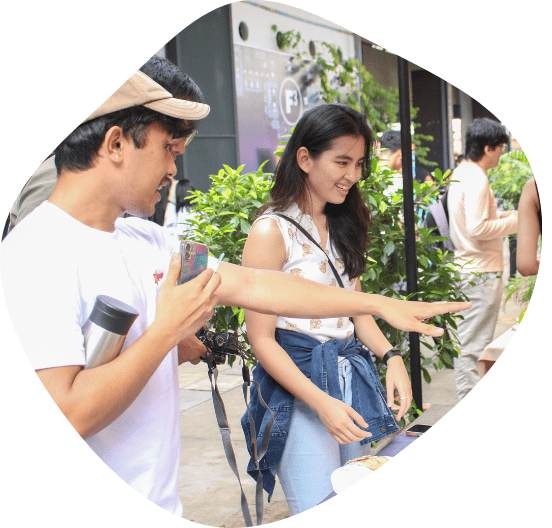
[{"xmin": 454, "ymin": 272, "xmax": 503, "ymax": 400}]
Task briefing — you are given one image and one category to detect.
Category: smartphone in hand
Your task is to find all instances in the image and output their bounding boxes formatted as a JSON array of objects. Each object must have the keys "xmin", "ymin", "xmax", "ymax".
[{"xmin": 178, "ymin": 240, "xmax": 209, "ymax": 285}]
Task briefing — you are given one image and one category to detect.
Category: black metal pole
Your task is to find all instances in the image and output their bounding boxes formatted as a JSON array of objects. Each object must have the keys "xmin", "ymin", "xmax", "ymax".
[
  {"xmin": 440, "ymin": 78, "xmax": 452, "ymax": 172},
  {"xmin": 397, "ymin": 57, "xmax": 423, "ymax": 411}
]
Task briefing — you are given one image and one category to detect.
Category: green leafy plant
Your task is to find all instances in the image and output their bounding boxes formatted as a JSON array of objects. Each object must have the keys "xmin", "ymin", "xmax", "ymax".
[
  {"xmin": 270, "ymin": 26, "xmax": 435, "ymax": 166},
  {"xmin": 184, "ymin": 163, "xmax": 273, "ymax": 363},
  {"xmin": 488, "ymin": 150, "xmax": 533, "ymax": 210},
  {"xmin": 489, "ymin": 149, "xmax": 535, "ymax": 322},
  {"xmin": 272, "ymin": 24, "xmax": 301, "ymax": 50},
  {"xmin": 357, "ymin": 161, "xmax": 468, "ymax": 424},
  {"xmin": 505, "ymin": 274, "xmax": 537, "ymax": 308}
]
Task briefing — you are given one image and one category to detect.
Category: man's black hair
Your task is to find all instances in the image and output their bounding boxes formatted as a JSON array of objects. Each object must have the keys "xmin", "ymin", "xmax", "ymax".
[
  {"xmin": 140, "ymin": 55, "xmax": 204, "ymax": 103},
  {"xmin": 380, "ymin": 129, "xmax": 401, "ymax": 153},
  {"xmin": 54, "ymin": 56, "xmax": 203, "ymax": 174},
  {"xmin": 465, "ymin": 118, "xmax": 508, "ymax": 162}
]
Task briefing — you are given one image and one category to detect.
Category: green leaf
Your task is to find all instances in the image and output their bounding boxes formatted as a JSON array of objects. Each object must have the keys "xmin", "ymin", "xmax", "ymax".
[
  {"xmin": 240, "ymin": 218, "xmax": 251, "ymax": 233},
  {"xmin": 383, "ymin": 240, "xmax": 395, "ymax": 256},
  {"xmin": 422, "ymin": 368, "xmax": 432, "ymax": 384}
]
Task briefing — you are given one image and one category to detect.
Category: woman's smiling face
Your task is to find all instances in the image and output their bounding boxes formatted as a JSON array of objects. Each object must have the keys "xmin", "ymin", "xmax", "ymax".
[{"xmin": 300, "ymin": 134, "xmax": 365, "ymax": 213}]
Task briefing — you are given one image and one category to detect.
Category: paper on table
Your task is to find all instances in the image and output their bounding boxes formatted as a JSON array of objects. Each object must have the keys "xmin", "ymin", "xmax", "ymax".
[{"xmin": 330, "ymin": 457, "xmax": 390, "ymax": 494}]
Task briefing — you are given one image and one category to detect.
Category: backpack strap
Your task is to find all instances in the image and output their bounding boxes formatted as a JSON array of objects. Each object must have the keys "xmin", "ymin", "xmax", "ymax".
[
  {"xmin": 428, "ymin": 201, "xmax": 449, "ymax": 238},
  {"xmin": 442, "ymin": 187, "xmax": 450, "ymax": 222},
  {"xmin": 428, "ymin": 193, "xmax": 454, "ymax": 252}
]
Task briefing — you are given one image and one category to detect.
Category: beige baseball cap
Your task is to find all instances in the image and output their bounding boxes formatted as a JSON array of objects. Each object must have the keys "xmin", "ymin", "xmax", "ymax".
[{"xmin": 84, "ymin": 70, "xmax": 210, "ymax": 123}]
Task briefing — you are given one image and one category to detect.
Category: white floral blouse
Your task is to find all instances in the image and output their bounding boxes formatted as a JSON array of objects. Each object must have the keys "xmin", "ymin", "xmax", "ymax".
[{"xmin": 256, "ymin": 203, "xmax": 357, "ymax": 343}]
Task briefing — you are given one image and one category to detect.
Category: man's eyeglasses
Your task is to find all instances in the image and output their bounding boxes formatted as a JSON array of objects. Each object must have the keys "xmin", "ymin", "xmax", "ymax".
[{"xmin": 184, "ymin": 129, "xmax": 198, "ymax": 147}]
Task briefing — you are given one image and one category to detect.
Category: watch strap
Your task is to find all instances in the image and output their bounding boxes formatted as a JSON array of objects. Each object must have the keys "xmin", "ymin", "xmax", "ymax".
[{"xmin": 382, "ymin": 347, "xmax": 402, "ymax": 365}]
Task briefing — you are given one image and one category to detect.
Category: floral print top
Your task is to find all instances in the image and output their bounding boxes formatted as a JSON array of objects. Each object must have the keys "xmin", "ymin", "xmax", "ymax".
[{"xmin": 255, "ymin": 203, "xmax": 357, "ymax": 343}]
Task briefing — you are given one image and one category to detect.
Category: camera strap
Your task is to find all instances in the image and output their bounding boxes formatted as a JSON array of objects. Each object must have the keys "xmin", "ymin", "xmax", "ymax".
[{"xmin": 205, "ymin": 352, "xmax": 274, "ymax": 526}]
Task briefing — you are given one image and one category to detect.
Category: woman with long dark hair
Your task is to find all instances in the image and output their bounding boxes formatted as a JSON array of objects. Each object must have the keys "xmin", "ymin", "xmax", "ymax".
[{"xmin": 241, "ymin": 104, "xmax": 412, "ymax": 514}]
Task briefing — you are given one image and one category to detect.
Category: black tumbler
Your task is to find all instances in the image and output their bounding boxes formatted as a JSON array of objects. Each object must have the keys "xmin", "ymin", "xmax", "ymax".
[{"xmin": 83, "ymin": 295, "xmax": 139, "ymax": 369}]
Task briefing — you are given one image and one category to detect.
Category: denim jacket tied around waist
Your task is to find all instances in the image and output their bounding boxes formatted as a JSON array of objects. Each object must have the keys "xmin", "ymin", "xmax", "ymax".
[{"xmin": 240, "ymin": 328, "xmax": 399, "ymax": 500}]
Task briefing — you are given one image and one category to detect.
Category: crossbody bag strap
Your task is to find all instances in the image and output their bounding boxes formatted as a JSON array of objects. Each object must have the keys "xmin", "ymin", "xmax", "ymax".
[
  {"xmin": 267, "ymin": 212, "xmax": 345, "ymax": 288},
  {"xmin": 267, "ymin": 212, "xmax": 356, "ymax": 333}
]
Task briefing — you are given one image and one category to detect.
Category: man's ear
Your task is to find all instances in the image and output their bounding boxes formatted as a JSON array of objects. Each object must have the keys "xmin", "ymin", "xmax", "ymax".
[
  {"xmin": 296, "ymin": 146, "xmax": 311, "ymax": 173},
  {"xmin": 104, "ymin": 126, "xmax": 126, "ymax": 163}
]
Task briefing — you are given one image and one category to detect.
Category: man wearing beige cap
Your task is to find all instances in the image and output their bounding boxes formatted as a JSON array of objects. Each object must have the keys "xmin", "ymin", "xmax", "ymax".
[
  {"xmin": 2, "ymin": 63, "xmax": 470, "ymax": 516},
  {"xmin": 3, "ymin": 55, "xmax": 204, "ymax": 236}
]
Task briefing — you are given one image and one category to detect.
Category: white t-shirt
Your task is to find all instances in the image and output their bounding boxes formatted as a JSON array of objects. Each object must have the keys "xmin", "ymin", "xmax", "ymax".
[
  {"xmin": 1, "ymin": 201, "xmax": 183, "ymax": 515},
  {"xmin": 257, "ymin": 203, "xmax": 357, "ymax": 343}
]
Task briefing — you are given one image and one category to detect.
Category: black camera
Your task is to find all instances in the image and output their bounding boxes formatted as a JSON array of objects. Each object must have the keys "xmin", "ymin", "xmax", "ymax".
[{"xmin": 196, "ymin": 328, "xmax": 243, "ymax": 366}]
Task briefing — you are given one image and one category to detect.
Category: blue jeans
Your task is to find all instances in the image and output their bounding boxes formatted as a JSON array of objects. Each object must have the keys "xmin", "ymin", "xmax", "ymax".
[{"xmin": 276, "ymin": 359, "xmax": 370, "ymax": 515}]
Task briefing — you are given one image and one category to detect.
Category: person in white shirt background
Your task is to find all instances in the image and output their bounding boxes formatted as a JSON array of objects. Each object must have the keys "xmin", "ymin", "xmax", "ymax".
[{"xmin": 447, "ymin": 118, "xmax": 518, "ymax": 401}]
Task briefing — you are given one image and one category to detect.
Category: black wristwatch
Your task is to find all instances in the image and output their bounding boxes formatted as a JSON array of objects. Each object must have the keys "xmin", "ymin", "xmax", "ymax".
[{"xmin": 382, "ymin": 347, "xmax": 402, "ymax": 365}]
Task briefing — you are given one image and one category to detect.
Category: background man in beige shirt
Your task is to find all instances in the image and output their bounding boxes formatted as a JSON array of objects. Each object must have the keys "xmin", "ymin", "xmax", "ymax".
[{"xmin": 448, "ymin": 118, "xmax": 518, "ymax": 400}]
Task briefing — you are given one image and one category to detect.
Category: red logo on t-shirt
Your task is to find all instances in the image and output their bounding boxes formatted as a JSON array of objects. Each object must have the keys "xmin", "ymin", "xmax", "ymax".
[{"xmin": 154, "ymin": 271, "xmax": 164, "ymax": 285}]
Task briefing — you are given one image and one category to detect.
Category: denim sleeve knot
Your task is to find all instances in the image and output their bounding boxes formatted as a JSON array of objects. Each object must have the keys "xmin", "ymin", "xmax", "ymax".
[{"xmin": 240, "ymin": 329, "xmax": 398, "ymax": 500}]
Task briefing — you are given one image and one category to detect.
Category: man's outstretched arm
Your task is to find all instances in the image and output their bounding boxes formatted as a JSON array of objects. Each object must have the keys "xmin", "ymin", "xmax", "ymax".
[{"xmin": 215, "ymin": 261, "xmax": 471, "ymax": 338}]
